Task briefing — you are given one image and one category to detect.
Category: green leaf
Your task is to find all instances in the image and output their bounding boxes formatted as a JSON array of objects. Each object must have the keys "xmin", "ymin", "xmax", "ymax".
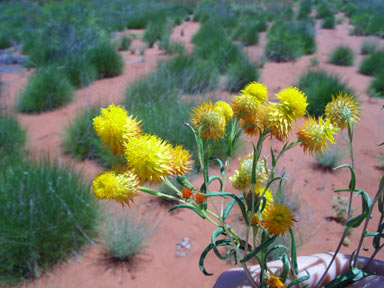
[
  {"xmin": 287, "ymin": 270, "xmax": 310, "ymax": 288},
  {"xmin": 290, "ymin": 228, "xmax": 298, "ymax": 275},
  {"xmin": 241, "ymin": 236, "xmax": 276, "ymax": 263},
  {"xmin": 271, "ymin": 147, "xmax": 276, "ymax": 167},
  {"xmin": 280, "ymin": 253, "xmax": 290, "ymax": 282},
  {"xmin": 277, "ymin": 173, "xmax": 285, "ymax": 203},
  {"xmin": 324, "ymin": 268, "xmax": 368, "ymax": 288},
  {"xmin": 334, "ymin": 188, "xmax": 358, "ymax": 193},
  {"xmin": 223, "ymin": 199, "xmax": 237, "ymax": 220},
  {"xmin": 205, "ymin": 192, "xmax": 249, "ymax": 225},
  {"xmin": 373, "ymin": 223, "xmax": 384, "ymax": 249},
  {"xmin": 208, "ymin": 176, "xmax": 223, "ymax": 191},
  {"xmin": 211, "ymin": 227, "xmax": 232, "ymax": 259},
  {"xmin": 346, "ymin": 190, "xmax": 371, "ymax": 228},
  {"xmin": 266, "ymin": 244, "xmax": 288, "ymax": 259},
  {"xmin": 378, "ymin": 142, "xmax": 384, "ymax": 146},
  {"xmin": 251, "ymin": 144, "xmax": 258, "ymax": 187},
  {"xmin": 169, "ymin": 204, "xmax": 206, "ymax": 219},
  {"xmin": 334, "ymin": 164, "xmax": 356, "ymax": 192},
  {"xmin": 199, "ymin": 239, "xmax": 233, "ymax": 276},
  {"xmin": 227, "ymin": 133, "xmax": 233, "ymax": 157},
  {"xmin": 378, "ymin": 176, "xmax": 384, "ymax": 213},
  {"xmin": 209, "ymin": 157, "xmax": 225, "ymax": 176}
]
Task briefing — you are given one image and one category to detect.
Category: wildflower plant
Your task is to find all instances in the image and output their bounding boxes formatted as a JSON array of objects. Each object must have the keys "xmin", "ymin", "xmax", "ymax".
[{"xmin": 91, "ymin": 84, "xmax": 384, "ymax": 287}]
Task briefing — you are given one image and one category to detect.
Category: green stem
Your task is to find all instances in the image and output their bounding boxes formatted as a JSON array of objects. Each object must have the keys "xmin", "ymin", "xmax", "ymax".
[
  {"xmin": 162, "ymin": 176, "xmax": 183, "ymax": 197},
  {"xmin": 139, "ymin": 186, "xmax": 180, "ymax": 201}
]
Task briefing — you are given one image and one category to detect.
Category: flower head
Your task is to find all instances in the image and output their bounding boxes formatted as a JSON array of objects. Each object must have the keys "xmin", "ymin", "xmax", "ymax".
[
  {"xmin": 214, "ymin": 100, "xmax": 233, "ymax": 122},
  {"xmin": 92, "ymin": 170, "xmax": 139, "ymax": 206},
  {"xmin": 230, "ymin": 154, "xmax": 269, "ymax": 191},
  {"xmin": 241, "ymin": 82, "xmax": 268, "ymax": 103},
  {"xmin": 265, "ymin": 274, "xmax": 286, "ymax": 288},
  {"xmin": 124, "ymin": 134, "xmax": 174, "ymax": 184},
  {"xmin": 181, "ymin": 188, "xmax": 192, "ymax": 199},
  {"xmin": 263, "ymin": 203, "xmax": 295, "ymax": 236},
  {"xmin": 232, "ymin": 94, "xmax": 260, "ymax": 121},
  {"xmin": 297, "ymin": 116, "xmax": 338, "ymax": 154},
  {"xmin": 325, "ymin": 93, "xmax": 360, "ymax": 129},
  {"xmin": 239, "ymin": 104, "xmax": 267, "ymax": 136},
  {"xmin": 93, "ymin": 104, "xmax": 142, "ymax": 155},
  {"xmin": 248, "ymin": 186, "xmax": 274, "ymax": 224},
  {"xmin": 170, "ymin": 145, "xmax": 193, "ymax": 176},
  {"xmin": 195, "ymin": 192, "xmax": 206, "ymax": 203},
  {"xmin": 264, "ymin": 103, "xmax": 292, "ymax": 141},
  {"xmin": 190, "ymin": 101, "xmax": 226, "ymax": 140},
  {"xmin": 276, "ymin": 87, "xmax": 308, "ymax": 122}
]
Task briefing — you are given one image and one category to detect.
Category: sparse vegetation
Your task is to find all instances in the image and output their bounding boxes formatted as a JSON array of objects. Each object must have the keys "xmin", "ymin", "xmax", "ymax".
[
  {"xmin": 322, "ymin": 14, "xmax": 335, "ymax": 29},
  {"xmin": 328, "ymin": 45, "xmax": 355, "ymax": 66},
  {"xmin": 360, "ymin": 39, "xmax": 379, "ymax": 55},
  {"xmin": 297, "ymin": 70, "xmax": 353, "ymax": 117},
  {"xmin": 117, "ymin": 35, "xmax": 132, "ymax": 51},
  {"xmin": 369, "ymin": 73, "xmax": 384, "ymax": 98},
  {"xmin": 225, "ymin": 58, "xmax": 259, "ymax": 92},
  {"xmin": 0, "ymin": 113, "xmax": 25, "ymax": 161},
  {"xmin": 315, "ymin": 145, "xmax": 344, "ymax": 169},
  {"xmin": 359, "ymin": 50, "xmax": 384, "ymax": 76}
]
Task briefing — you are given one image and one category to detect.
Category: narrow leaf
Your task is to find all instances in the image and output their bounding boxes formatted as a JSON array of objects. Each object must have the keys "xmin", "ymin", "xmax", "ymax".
[
  {"xmin": 241, "ymin": 236, "xmax": 276, "ymax": 263},
  {"xmin": 223, "ymin": 199, "xmax": 237, "ymax": 220},
  {"xmin": 346, "ymin": 190, "xmax": 371, "ymax": 228},
  {"xmin": 334, "ymin": 164, "xmax": 356, "ymax": 192},
  {"xmin": 211, "ymin": 227, "xmax": 230, "ymax": 260},
  {"xmin": 280, "ymin": 253, "xmax": 290, "ymax": 282},
  {"xmin": 208, "ymin": 176, "xmax": 223, "ymax": 191},
  {"xmin": 324, "ymin": 268, "xmax": 367, "ymax": 288},
  {"xmin": 199, "ymin": 239, "xmax": 232, "ymax": 276},
  {"xmin": 209, "ymin": 157, "xmax": 225, "ymax": 176},
  {"xmin": 290, "ymin": 228, "xmax": 298, "ymax": 275},
  {"xmin": 169, "ymin": 204, "xmax": 206, "ymax": 219},
  {"xmin": 287, "ymin": 270, "xmax": 310, "ymax": 288}
]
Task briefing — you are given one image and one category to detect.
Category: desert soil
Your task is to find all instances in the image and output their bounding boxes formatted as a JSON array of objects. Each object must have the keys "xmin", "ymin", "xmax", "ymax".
[{"xmin": 1, "ymin": 17, "xmax": 384, "ymax": 288}]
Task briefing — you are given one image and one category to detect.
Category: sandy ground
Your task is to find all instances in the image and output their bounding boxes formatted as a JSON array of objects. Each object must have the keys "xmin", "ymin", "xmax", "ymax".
[{"xmin": 1, "ymin": 17, "xmax": 384, "ymax": 288}]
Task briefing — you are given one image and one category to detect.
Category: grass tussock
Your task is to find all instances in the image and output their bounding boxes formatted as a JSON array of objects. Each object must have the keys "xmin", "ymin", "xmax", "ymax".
[
  {"xmin": 360, "ymin": 39, "xmax": 380, "ymax": 55},
  {"xmin": 0, "ymin": 113, "xmax": 26, "ymax": 161},
  {"xmin": 0, "ymin": 159, "xmax": 99, "ymax": 285},
  {"xmin": 297, "ymin": 70, "xmax": 353, "ymax": 117},
  {"xmin": 18, "ymin": 66, "xmax": 74, "ymax": 113},
  {"xmin": 369, "ymin": 73, "xmax": 384, "ymax": 98},
  {"xmin": 328, "ymin": 46, "xmax": 355, "ymax": 66},
  {"xmin": 359, "ymin": 50, "xmax": 384, "ymax": 76},
  {"xmin": 89, "ymin": 42, "xmax": 124, "ymax": 79},
  {"xmin": 315, "ymin": 145, "xmax": 344, "ymax": 169},
  {"xmin": 102, "ymin": 209, "xmax": 155, "ymax": 261}
]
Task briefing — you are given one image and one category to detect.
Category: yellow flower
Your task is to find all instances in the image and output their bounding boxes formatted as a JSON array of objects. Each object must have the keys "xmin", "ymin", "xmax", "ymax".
[
  {"xmin": 124, "ymin": 134, "xmax": 174, "ymax": 184},
  {"xmin": 276, "ymin": 87, "xmax": 308, "ymax": 122},
  {"xmin": 92, "ymin": 170, "xmax": 139, "ymax": 206},
  {"xmin": 265, "ymin": 103, "xmax": 292, "ymax": 141},
  {"xmin": 263, "ymin": 203, "xmax": 295, "ymax": 237},
  {"xmin": 241, "ymin": 82, "xmax": 268, "ymax": 103},
  {"xmin": 230, "ymin": 154, "xmax": 269, "ymax": 191},
  {"xmin": 248, "ymin": 186, "xmax": 274, "ymax": 223},
  {"xmin": 232, "ymin": 94, "xmax": 260, "ymax": 121},
  {"xmin": 170, "ymin": 145, "xmax": 193, "ymax": 175},
  {"xmin": 325, "ymin": 93, "xmax": 360, "ymax": 129},
  {"xmin": 190, "ymin": 101, "xmax": 226, "ymax": 140},
  {"xmin": 297, "ymin": 116, "xmax": 338, "ymax": 154},
  {"xmin": 214, "ymin": 100, "xmax": 233, "ymax": 122},
  {"xmin": 93, "ymin": 104, "xmax": 142, "ymax": 155},
  {"xmin": 265, "ymin": 274, "xmax": 286, "ymax": 288},
  {"xmin": 239, "ymin": 104, "xmax": 267, "ymax": 136}
]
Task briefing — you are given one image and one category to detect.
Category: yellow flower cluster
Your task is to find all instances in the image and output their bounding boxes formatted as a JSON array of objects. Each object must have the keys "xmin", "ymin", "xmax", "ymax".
[
  {"xmin": 92, "ymin": 104, "xmax": 193, "ymax": 205},
  {"xmin": 190, "ymin": 101, "xmax": 233, "ymax": 140}
]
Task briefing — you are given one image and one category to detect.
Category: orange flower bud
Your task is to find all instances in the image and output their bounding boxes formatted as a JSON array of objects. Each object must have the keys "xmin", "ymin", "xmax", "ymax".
[
  {"xmin": 181, "ymin": 188, "xmax": 192, "ymax": 199},
  {"xmin": 195, "ymin": 192, "xmax": 206, "ymax": 203}
]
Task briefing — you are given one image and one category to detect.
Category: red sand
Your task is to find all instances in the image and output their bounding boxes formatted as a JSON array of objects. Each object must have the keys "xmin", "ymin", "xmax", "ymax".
[{"xmin": 1, "ymin": 18, "xmax": 384, "ymax": 288}]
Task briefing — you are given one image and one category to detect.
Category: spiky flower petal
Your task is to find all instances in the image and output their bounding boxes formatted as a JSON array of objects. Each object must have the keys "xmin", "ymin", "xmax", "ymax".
[
  {"xmin": 263, "ymin": 204, "xmax": 295, "ymax": 236},
  {"xmin": 190, "ymin": 101, "xmax": 226, "ymax": 140},
  {"xmin": 92, "ymin": 170, "xmax": 139, "ymax": 206},
  {"xmin": 93, "ymin": 104, "xmax": 142, "ymax": 155},
  {"xmin": 124, "ymin": 134, "xmax": 173, "ymax": 184},
  {"xmin": 265, "ymin": 103, "xmax": 292, "ymax": 141},
  {"xmin": 214, "ymin": 100, "xmax": 233, "ymax": 122},
  {"xmin": 170, "ymin": 145, "xmax": 193, "ymax": 175},
  {"xmin": 230, "ymin": 154, "xmax": 269, "ymax": 191},
  {"xmin": 276, "ymin": 87, "xmax": 308, "ymax": 122},
  {"xmin": 232, "ymin": 94, "xmax": 260, "ymax": 121},
  {"xmin": 265, "ymin": 274, "xmax": 286, "ymax": 288},
  {"xmin": 239, "ymin": 104, "xmax": 267, "ymax": 136},
  {"xmin": 325, "ymin": 93, "xmax": 360, "ymax": 129},
  {"xmin": 297, "ymin": 116, "xmax": 338, "ymax": 154},
  {"xmin": 241, "ymin": 82, "xmax": 268, "ymax": 103}
]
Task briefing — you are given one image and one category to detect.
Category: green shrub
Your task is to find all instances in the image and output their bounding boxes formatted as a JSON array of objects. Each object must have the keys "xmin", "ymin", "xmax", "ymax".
[
  {"xmin": 117, "ymin": 35, "xmax": 132, "ymax": 51},
  {"xmin": 0, "ymin": 31, "xmax": 12, "ymax": 49},
  {"xmin": 193, "ymin": 0, "xmax": 237, "ymax": 29},
  {"xmin": 89, "ymin": 42, "xmax": 124, "ymax": 78},
  {"xmin": 297, "ymin": 70, "xmax": 353, "ymax": 117},
  {"xmin": 328, "ymin": 46, "xmax": 355, "ymax": 66},
  {"xmin": 63, "ymin": 105, "xmax": 124, "ymax": 168},
  {"xmin": 102, "ymin": 209, "xmax": 154, "ymax": 261},
  {"xmin": 159, "ymin": 32, "xmax": 185, "ymax": 55},
  {"xmin": 57, "ymin": 54, "xmax": 98, "ymax": 88},
  {"xmin": 266, "ymin": 19, "xmax": 316, "ymax": 62},
  {"xmin": 369, "ymin": 73, "xmax": 384, "ymax": 98},
  {"xmin": 315, "ymin": 145, "xmax": 344, "ymax": 169},
  {"xmin": 360, "ymin": 39, "xmax": 379, "ymax": 55},
  {"xmin": 359, "ymin": 51, "xmax": 384, "ymax": 76},
  {"xmin": 18, "ymin": 67, "xmax": 74, "ymax": 113},
  {"xmin": 143, "ymin": 18, "xmax": 167, "ymax": 48},
  {"xmin": 225, "ymin": 58, "xmax": 259, "ymax": 92},
  {"xmin": 316, "ymin": 2, "xmax": 333, "ymax": 19},
  {"xmin": 348, "ymin": 1, "xmax": 384, "ymax": 37},
  {"xmin": 231, "ymin": 21, "xmax": 260, "ymax": 46},
  {"xmin": 298, "ymin": 0, "xmax": 312, "ymax": 20},
  {"xmin": 0, "ymin": 113, "xmax": 25, "ymax": 160},
  {"xmin": 322, "ymin": 14, "xmax": 335, "ymax": 29},
  {"xmin": 0, "ymin": 159, "xmax": 99, "ymax": 285}
]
